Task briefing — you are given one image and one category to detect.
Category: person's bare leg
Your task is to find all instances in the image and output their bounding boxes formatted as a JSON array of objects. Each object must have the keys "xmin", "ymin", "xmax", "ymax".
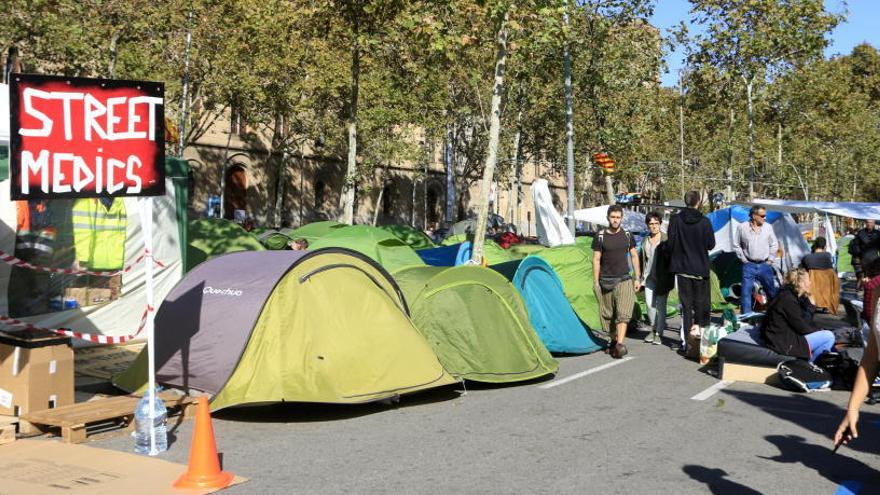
[{"xmin": 616, "ymin": 321, "xmax": 628, "ymax": 344}]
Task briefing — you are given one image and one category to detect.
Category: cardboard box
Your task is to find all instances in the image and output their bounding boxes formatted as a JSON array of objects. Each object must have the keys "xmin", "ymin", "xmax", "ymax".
[
  {"xmin": 0, "ymin": 329, "xmax": 74, "ymax": 418},
  {"xmin": 62, "ymin": 287, "xmax": 114, "ymax": 308},
  {"xmin": 0, "ymin": 439, "xmax": 247, "ymax": 494},
  {"xmin": 720, "ymin": 360, "xmax": 780, "ymax": 384},
  {"xmin": 88, "ymin": 274, "xmax": 122, "ymax": 301}
]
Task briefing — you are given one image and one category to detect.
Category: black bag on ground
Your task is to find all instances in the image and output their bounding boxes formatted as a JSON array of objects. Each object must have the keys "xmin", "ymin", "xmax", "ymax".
[
  {"xmin": 777, "ymin": 359, "xmax": 832, "ymax": 392},
  {"xmin": 814, "ymin": 351, "xmax": 860, "ymax": 391},
  {"xmin": 832, "ymin": 327, "xmax": 865, "ymax": 348}
]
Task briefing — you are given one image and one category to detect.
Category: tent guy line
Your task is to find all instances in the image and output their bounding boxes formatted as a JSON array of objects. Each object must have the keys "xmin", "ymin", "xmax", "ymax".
[
  {"xmin": 538, "ymin": 357, "xmax": 634, "ymax": 389},
  {"xmin": 691, "ymin": 380, "xmax": 735, "ymax": 401}
]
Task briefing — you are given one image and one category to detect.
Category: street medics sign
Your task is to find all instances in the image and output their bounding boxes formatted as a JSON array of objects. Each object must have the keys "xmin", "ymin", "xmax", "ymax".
[{"xmin": 9, "ymin": 74, "xmax": 165, "ymax": 199}]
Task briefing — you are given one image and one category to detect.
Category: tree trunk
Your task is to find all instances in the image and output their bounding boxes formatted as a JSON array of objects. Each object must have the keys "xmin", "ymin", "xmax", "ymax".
[
  {"xmin": 470, "ymin": 12, "xmax": 508, "ymax": 264},
  {"xmin": 107, "ymin": 32, "xmax": 119, "ymax": 78},
  {"xmin": 563, "ymin": 4, "xmax": 576, "ymax": 235},
  {"xmin": 445, "ymin": 123, "xmax": 455, "ymax": 223},
  {"xmin": 746, "ymin": 77, "xmax": 755, "ymax": 199},
  {"xmin": 776, "ymin": 121, "xmax": 782, "ymax": 169},
  {"xmin": 178, "ymin": 9, "xmax": 194, "ymax": 157},
  {"xmin": 341, "ymin": 25, "xmax": 360, "ymax": 224},
  {"xmin": 373, "ymin": 167, "xmax": 387, "ymax": 227},
  {"xmin": 605, "ymin": 174, "xmax": 615, "ymax": 205},
  {"xmin": 510, "ymin": 112, "xmax": 522, "ymax": 232},
  {"xmin": 726, "ymin": 106, "xmax": 734, "ymax": 202},
  {"xmin": 678, "ymin": 70, "xmax": 685, "ymax": 197}
]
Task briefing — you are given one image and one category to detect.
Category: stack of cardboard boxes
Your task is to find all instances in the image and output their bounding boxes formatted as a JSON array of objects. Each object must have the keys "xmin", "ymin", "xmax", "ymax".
[{"xmin": 0, "ymin": 329, "xmax": 73, "ymax": 422}]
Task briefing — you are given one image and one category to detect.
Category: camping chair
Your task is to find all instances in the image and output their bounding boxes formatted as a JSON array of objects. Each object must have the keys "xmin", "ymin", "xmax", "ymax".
[{"xmin": 808, "ymin": 268, "xmax": 840, "ymax": 315}]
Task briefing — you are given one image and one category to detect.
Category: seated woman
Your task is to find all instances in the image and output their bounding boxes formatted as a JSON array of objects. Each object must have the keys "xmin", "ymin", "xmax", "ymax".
[
  {"xmin": 761, "ymin": 268, "xmax": 835, "ymax": 362},
  {"xmin": 800, "ymin": 236, "xmax": 834, "ymax": 270}
]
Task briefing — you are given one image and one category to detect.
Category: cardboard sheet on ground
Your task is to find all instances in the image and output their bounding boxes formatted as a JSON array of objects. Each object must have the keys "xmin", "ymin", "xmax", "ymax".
[
  {"xmin": 0, "ymin": 439, "xmax": 246, "ymax": 494},
  {"xmin": 75, "ymin": 343, "xmax": 145, "ymax": 379}
]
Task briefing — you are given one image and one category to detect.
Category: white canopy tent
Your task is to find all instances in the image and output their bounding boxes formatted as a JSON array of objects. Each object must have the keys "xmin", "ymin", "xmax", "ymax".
[
  {"xmin": 746, "ymin": 198, "xmax": 880, "ymax": 221},
  {"xmin": 569, "ymin": 205, "xmax": 652, "ymax": 233}
]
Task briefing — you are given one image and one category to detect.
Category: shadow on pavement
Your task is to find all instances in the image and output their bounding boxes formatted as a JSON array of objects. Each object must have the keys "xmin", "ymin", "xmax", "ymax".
[
  {"xmin": 214, "ymin": 385, "xmax": 462, "ymax": 423},
  {"xmin": 724, "ymin": 389, "xmax": 880, "ymax": 457},
  {"xmin": 760, "ymin": 435, "xmax": 880, "ymax": 489},
  {"xmin": 682, "ymin": 465, "xmax": 762, "ymax": 495}
]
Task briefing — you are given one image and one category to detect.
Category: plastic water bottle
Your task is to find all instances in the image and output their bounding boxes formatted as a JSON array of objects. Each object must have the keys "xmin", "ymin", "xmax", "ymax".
[{"xmin": 133, "ymin": 388, "xmax": 168, "ymax": 455}]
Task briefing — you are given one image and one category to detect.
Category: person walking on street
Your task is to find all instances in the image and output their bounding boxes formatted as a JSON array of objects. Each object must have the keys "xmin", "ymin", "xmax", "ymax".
[
  {"xmin": 667, "ymin": 191, "xmax": 716, "ymax": 353},
  {"xmin": 640, "ymin": 211, "xmax": 671, "ymax": 344},
  {"xmin": 593, "ymin": 205, "xmax": 641, "ymax": 359},
  {"xmin": 734, "ymin": 206, "xmax": 779, "ymax": 315}
]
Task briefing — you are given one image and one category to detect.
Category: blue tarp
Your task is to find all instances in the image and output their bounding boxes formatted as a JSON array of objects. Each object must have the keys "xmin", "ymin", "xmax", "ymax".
[
  {"xmin": 417, "ymin": 242, "xmax": 471, "ymax": 267},
  {"xmin": 492, "ymin": 257, "xmax": 603, "ymax": 354}
]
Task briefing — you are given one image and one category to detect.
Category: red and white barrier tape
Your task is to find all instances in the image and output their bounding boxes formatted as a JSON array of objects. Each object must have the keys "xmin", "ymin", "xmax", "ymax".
[
  {"xmin": 0, "ymin": 306, "xmax": 153, "ymax": 344},
  {"xmin": 0, "ymin": 248, "xmax": 165, "ymax": 277}
]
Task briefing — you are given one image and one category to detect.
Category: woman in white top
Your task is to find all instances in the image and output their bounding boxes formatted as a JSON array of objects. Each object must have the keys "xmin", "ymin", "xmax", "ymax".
[{"xmin": 834, "ymin": 295, "xmax": 880, "ymax": 449}]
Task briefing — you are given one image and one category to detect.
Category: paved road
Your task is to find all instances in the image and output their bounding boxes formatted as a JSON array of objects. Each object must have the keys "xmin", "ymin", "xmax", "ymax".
[{"xmin": 91, "ymin": 331, "xmax": 880, "ymax": 495}]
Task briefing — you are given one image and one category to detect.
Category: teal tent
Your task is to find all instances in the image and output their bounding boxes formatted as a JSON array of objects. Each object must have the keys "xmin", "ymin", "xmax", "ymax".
[{"xmin": 492, "ymin": 258, "xmax": 604, "ymax": 354}]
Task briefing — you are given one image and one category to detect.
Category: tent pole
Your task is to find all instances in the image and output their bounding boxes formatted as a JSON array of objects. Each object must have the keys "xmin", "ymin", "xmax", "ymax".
[{"xmin": 140, "ymin": 198, "xmax": 158, "ymax": 455}]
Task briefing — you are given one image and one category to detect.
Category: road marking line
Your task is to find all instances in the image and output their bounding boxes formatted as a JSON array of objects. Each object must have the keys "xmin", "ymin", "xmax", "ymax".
[
  {"xmin": 834, "ymin": 480, "xmax": 863, "ymax": 495},
  {"xmin": 691, "ymin": 380, "xmax": 735, "ymax": 401},
  {"xmin": 539, "ymin": 357, "xmax": 634, "ymax": 389}
]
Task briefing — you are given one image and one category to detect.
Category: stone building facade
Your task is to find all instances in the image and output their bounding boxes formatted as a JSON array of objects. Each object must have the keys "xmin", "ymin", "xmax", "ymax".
[{"xmin": 183, "ymin": 118, "xmax": 571, "ymax": 235}]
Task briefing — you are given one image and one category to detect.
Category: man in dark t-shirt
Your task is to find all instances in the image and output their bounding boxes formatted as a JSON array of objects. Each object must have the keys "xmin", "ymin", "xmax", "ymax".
[
  {"xmin": 800, "ymin": 237, "xmax": 834, "ymax": 271},
  {"xmin": 592, "ymin": 204, "xmax": 640, "ymax": 359}
]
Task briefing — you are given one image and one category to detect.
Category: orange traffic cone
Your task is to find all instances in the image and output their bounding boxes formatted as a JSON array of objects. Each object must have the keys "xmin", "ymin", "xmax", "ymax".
[{"xmin": 174, "ymin": 396, "xmax": 235, "ymax": 490}]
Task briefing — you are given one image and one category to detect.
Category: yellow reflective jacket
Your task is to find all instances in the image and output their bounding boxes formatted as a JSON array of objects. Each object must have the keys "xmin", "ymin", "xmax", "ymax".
[{"xmin": 72, "ymin": 198, "xmax": 127, "ymax": 270}]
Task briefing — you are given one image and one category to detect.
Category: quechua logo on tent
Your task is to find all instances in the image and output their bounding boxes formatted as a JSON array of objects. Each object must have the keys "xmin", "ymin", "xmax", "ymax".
[{"xmin": 202, "ymin": 286, "xmax": 243, "ymax": 297}]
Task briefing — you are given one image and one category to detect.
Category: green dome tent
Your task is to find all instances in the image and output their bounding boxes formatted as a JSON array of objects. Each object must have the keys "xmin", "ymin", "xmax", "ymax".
[
  {"xmin": 440, "ymin": 234, "xmax": 515, "ymax": 265},
  {"xmin": 251, "ymin": 228, "xmax": 293, "ymax": 250},
  {"xmin": 378, "ymin": 224, "xmax": 435, "ymax": 250},
  {"xmin": 283, "ymin": 220, "xmax": 347, "ymax": 243},
  {"xmin": 114, "ymin": 249, "xmax": 456, "ymax": 409},
  {"xmin": 186, "ymin": 218, "xmax": 265, "ymax": 272},
  {"xmin": 507, "ymin": 244, "xmax": 545, "ymax": 259},
  {"xmin": 393, "ymin": 265, "xmax": 558, "ymax": 383},
  {"xmin": 308, "ymin": 225, "xmax": 424, "ymax": 273}
]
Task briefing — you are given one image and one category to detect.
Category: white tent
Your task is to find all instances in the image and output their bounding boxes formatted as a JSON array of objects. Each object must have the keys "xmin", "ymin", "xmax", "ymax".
[
  {"xmin": 531, "ymin": 179, "xmax": 575, "ymax": 247},
  {"xmin": 570, "ymin": 205, "xmax": 652, "ymax": 233},
  {"xmin": 747, "ymin": 198, "xmax": 880, "ymax": 221},
  {"xmin": 0, "ymin": 180, "xmax": 182, "ymax": 345}
]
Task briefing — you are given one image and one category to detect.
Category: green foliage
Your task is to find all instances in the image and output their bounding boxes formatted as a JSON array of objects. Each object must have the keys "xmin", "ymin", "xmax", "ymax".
[{"xmin": 2, "ymin": 0, "xmax": 879, "ymax": 211}]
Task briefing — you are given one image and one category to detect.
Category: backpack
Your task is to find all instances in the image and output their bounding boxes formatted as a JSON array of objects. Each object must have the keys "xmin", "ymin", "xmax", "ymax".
[
  {"xmin": 814, "ymin": 351, "xmax": 860, "ymax": 391},
  {"xmin": 777, "ymin": 359, "xmax": 832, "ymax": 393}
]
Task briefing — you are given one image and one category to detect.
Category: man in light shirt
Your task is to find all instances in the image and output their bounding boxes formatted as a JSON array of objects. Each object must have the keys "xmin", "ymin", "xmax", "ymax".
[{"xmin": 734, "ymin": 206, "xmax": 779, "ymax": 314}]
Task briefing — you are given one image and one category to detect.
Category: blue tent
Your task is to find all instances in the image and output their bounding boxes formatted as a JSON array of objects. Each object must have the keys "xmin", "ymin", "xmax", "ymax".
[
  {"xmin": 491, "ymin": 258, "xmax": 604, "ymax": 354},
  {"xmin": 417, "ymin": 242, "xmax": 471, "ymax": 267}
]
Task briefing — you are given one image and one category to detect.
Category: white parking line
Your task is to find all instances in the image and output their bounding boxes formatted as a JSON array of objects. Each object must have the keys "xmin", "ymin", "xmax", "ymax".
[
  {"xmin": 691, "ymin": 380, "xmax": 735, "ymax": 401},
  {"xmin": 539, "ymin": 357, "xmax": 634, "ymax": 389}
]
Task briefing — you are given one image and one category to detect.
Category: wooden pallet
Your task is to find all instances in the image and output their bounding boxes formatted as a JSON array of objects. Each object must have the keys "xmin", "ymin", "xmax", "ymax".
[
  {"xmin": 0, "ymin": 414, "xmax": 17, "ymax": 445},
  {"xmin": 20, "ymin": 392, "xmax": 198, "ymax": 444}
]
